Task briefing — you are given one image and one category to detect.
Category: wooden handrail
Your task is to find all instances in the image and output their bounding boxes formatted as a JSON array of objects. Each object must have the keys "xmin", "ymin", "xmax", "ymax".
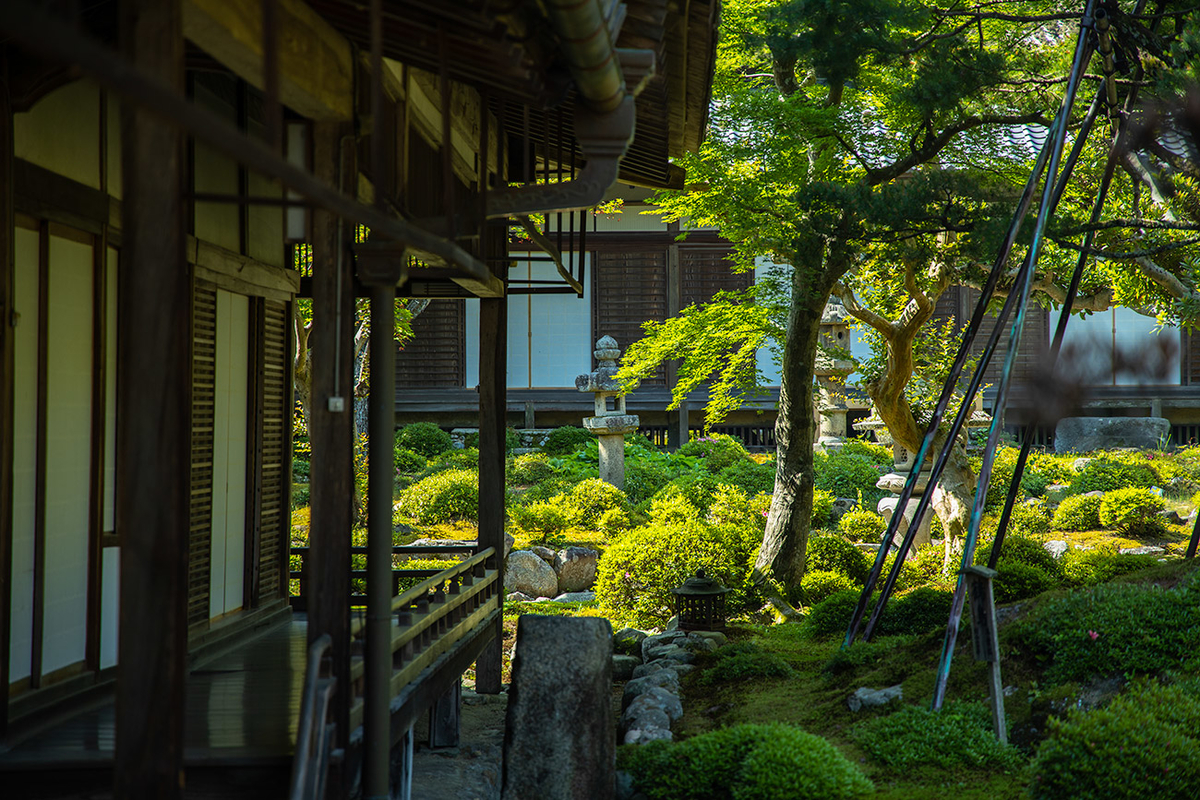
[{"xmin": 289, "ymin": 634, "xmax": 337, "ymax": 800}]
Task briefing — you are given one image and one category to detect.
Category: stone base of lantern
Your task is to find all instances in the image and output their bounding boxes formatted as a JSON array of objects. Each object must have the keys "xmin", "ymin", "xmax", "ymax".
[
  {"xmin": 598, "ymin": 434, "xmax": 626, "ymax": 488},
  {"xmin": 877, "ymin": 496, "xmax": 934, "ymax": 554}
]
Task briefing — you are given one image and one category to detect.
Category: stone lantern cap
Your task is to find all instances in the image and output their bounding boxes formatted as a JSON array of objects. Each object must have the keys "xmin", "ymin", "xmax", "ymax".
[{"xmin": 576, "ymin": 335, "xmax": 639, "ymax": 435}]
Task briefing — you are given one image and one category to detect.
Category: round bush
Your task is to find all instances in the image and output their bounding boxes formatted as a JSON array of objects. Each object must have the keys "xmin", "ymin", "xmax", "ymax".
[
  {"xmin": 394, "ymin": 422, "xmax": 453, "ymax": 459},
  {"xmin": 992, "ymin": 561, "xmax": 1059, "ymax": 604},
  {"xmin": 807, "ymin": 535, "xmax": 870, "ymax": 583},
  {"xmin": 699, "ymin": 643, "xmax": 795, "ymax": 685},
  {"xmin": 716, "ymin": 459, "xmax": 776, "ymax": 497},
  {"xmin": 624, "ymin": 460, "xmax": 674, "ymax": 505},
  {"xmin": 812, "ymin": 488, "xmax": 836, "ymax": 528},
  {"xmin": 559, "ymin": 478, "xmax": 628, "ymax": 527},
  {"xmin": 1051, "ymin": 493, "xmax": 1103, "ymax": 531},
  {"xmin": 395, "ymin": 447, "xmax": 426, "ymax": 474},
  {"xmin": 649, "ymin": 494, "xmax": 702, "ymax": 527},
  {"xmin": 1010, "ymin": 500, "xmax": 1052, "ymax": 536},
  {"xmin": 1031, "ymin": 681, "xmax": 1200, "ymax": 800},
  {"xmin": 876, "ymin": 587, "xmax": 955, "ymax": 636},
  {"xmin": 508, "ymin": 452, "xmax": 556, "ymax": 485},
  {"xmin": 678, "ymin": 433, "xmax": 751, "ymax": 473},
  {"xmin": 510, "ymin": 500, "xmax": 571, "ymax": 544},
  {"xmin": 815, "ymin": 452, "xmax": 884, "ymax": 502},
  {"xmin": 977, "ymin": 535, "xmax": 1063, "ymax": 579},
  {"xmin": 1061, "ymin": 548, "xmax": 1161, "ymax": 587},
  {"xmin": 806, "ymin": 589, "xmax": 865, "ymax": 639},
  {"xmin": 801, "ymin": 570, "xmax": 856, "ymax": 606},
  {"xmin": 655, "ymin": 471, "xmax": 722, "ymax": 513},
  {"xmin": 1099, "ymin": 487, "xmax": 1166, "ymax": 536},
  {"xmin": 838, "ymin": 508, "xmax": 886, "ymax": 542},
  {"xmin": 1072, "ymin": 458, "xmax": 1159, "ymax": 494},
  {"xmin": 594, "ymin": 521, "xmax": 746, "ymax": 627},
  {"xmin": 853, "ymin": 701, "xmax": 1021, "ymax": 771},
  {"xmin": 622, "ymin": 723, "xmax": 874, "ymax": 800},
  {"xmin": 542, "ymin": 426, "xmax": 593, "ymax": 455},
  {"xmin": 840, "ymin": 438, "xmax": 892, "ymax": 465},
  {"xmin": 398, "ymin": 468, "xmax": 478, "ymax": 524}
]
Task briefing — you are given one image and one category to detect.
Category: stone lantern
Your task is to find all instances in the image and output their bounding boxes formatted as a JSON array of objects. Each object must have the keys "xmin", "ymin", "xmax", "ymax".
[
  {"xmin": 670, "ymin": 569, "xmax": 730, "ymax": 631},
  {"xmin": 576, "ymin": 336, "xmax": 639, "ymax": 489},
  {"xmin": 854, "ymin": 411, "xmax": 935, "ymax": 552},
  {"xmin": 814, "ymin": 303, "xmax": 856, "ymax": 450}
]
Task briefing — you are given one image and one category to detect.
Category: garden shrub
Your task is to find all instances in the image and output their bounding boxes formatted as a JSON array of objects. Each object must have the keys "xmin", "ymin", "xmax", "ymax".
[
  {"xmin": 625, "ymin": 460, "xmax": 675, "ymax": 505},
  {"xmin": 394, "ymin": 421, "xmax": 453, "ymax": 459},
  {"xmin": 1030, "ymin": 679, "xmax": 1200, "ymax": 800},
  {"xmin": 398, "ymin": 468, "xmax": 478, "ymax": 524},
  {"xmin": 1028, "ymin": 451, "xmax": 1078, "ymax": 486},
  {"xmin": 975, "ymin": 447, "xmax": 1025, "ymax": 512},
  {"xmin": 517, "ymin": 475, "xmax": 576, "ymax": 504},
  {"xmin": 707, "ymin": 484, "xmax": 755, "ymax": 527},
  {"xmin": 800, "ymin": 570, "xmax": 856, "ymax": 606},
  {"xmin": 678, "ymin": 433, "xmax": 751, "ymax": 473},
  {"xmin": 992, "ymin": 561, "xmax": 1059, "ymax": 604},
  {"xmin": 1020, "ymin": 471, "xmax": 1051, "ymax": 498},
  {"xmin": 840, "ymin": 438, "xmax": 892, "ymax": 465},
  {"xmin": 699, "ymin": 643, "xmax": 795, "ymax": 685},
  {"xmin": 715, "ymin": 458, "xmax": 776, "ymax": 497},
  {"xmin": 807, "ymin": 535, "xmax": 870, "ymax": 583},
  {"xmin": 648, "ymin": 494, "xmax": 702, "ymax": 527},
  {"xmin": 562, "ymin": 477, "xmax": 628, "ymax": 527},
  {"xmin": 417, "ymin": 447, "xmax": 479, "ymax": 479},
  {"xmin": 837, "ymin": 508, "xmax": 886, "ymax": 542},
  {"xmin": 1012, "ymin": 575, "xmax": 1200, "ymax": 686},
  {"xmin": 394, "ymin": 447, "xmax": 426, "ymax": 474},
  {"xmin": 806, "ymin": 590, "xmax": 866, "ymax": 639},
  {"xmin": 815, "ymin": 451, "xmax": 884, "ymax": 506},
  {"xmin": 1099, "ymin": 487, "xmax": 1166, "ymax": 536},
  {"xmin": 597, "ymin": 507, "xmax": 632, "ymax": 537},
  {"xmin": 509, "ymin": 500, "xmax": 572, "ymax": 546},
  {"xmin": 505, "ymin": 427, "xmax": 522, "ymax": 452},
  {"xmin": 851, "ymin": 701, "xmax": 1022, "ymax": 771},
  {"xmin": 811, "ymin": 488, "xmax": 836, "ymax": 527},
  {"xmin": 621, "ymin": 723, "xmax": 874, "ymax": 800},
  {"xmin": 1061, "ymin": 547, "xmax": 1161, "ymax": 587},
  {"xmin": 542, "ymin": 425, "xmax": 593, "ymax": 455},
  {"xmin": 508, "ymin": 452, "xmax": 556, "ymax": 485},
  {"xmin": 595, "ymin": 521, "xmax": 746, "ymax": 627},
  {"xmin": 875, "ymin": 587, "xmax": 954, "ymax": 636},
  {"xmin": 656, "ymin": 471, "xmax": 722, "ymax": 513},
  {"xmin": 1071, "ymin": 457, "xmax": 1159, "ymax": 494},
  {"xmin": 977, "ymin": 535, "xmax": 1063, "ymax": 580},
  {"xmin": 1051, "ymin": 493, "xmax": 1103, "ymax": 531},
  {"xmin": 1009, "ymin": 500, "xmax": 1052, "ymax": 536}
]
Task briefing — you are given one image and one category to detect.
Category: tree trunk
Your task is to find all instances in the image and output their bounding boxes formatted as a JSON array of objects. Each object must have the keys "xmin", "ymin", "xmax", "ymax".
[{"xmin": 754, "ymin": 258, "xmax": 835, "ymax": 589}]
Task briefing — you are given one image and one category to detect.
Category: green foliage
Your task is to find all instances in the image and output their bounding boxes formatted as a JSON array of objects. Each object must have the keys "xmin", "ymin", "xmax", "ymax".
[
  {"xmin": 505, "ymin": 427, "xmax": 522, "ymax": 452},
  {"xmin": 648, "ymin": 494, "xmax": 703, "ymax": 527},
  {"xmin": 398, "ymin": 468, "xmax": 478, "ymax": 524},
  {"xmin": 655, "ymin": 471, "xmax": 723, "ymax": 514},
  {"xmin": 837, "ymin": 508, "xmax": 886, "ymax": 542},
  {"xmin": 509, "ymin": 500, "xmax": 572, "ymax": 547},
  {"xmin": 805, "ymin": 590, "xmax": 864, "ymax": 639},
  {"xmin": 621, "ymin": 723, "xmax": 873, "ymax": 800},
  {"xmin": 840, "ymin": 438, "xmax": 892, "ymax": 465},
  {"xmin": 708, "ymin": 484, "xmax": 763, "ymax": 529},
  {"xmin": 678, "ymin": 433, "xmax": 752, "ymax": 472},
  {"xmin": 811, "ymin": 488, "xmax": 836, "ymax": 528},
  {"xmin": 394, "ymin": 447, "xmax": 426, "ymax": 474},
  {"xmin": 563, "ymin": 478, "xmax": 629, "ymax": 527},
  {"xmin": 394, "ymin": 422, "xmax": 453, "ymax": 459},
  {"xmin": 1051, "ymin": 493, "xmax": 1103, "ymax": 532},
  {"xmin": 875, "ymin": 587, "xmax": 954, "ymax": 636},
  {"xmin": 508, "ymin": 452, "xmax": 556, "ymax": 485},
  {"xmin": 542, "ymin": 426, "xmax": 593, "ymax": 455},
  {"xmin": 992, "ymin": 562, "xmax": 1059, "ymax": 604},
  {"xmin": 625, "ymin": 459, "xmax": 676, "ymax": 505},
  {"xmin": 1031, "ymin": 679, "xmax": 1200, "ymax": 800},
  {"xmin": 806, "ymin": 535, "xmax": 870, "ymax": 583},
  {"xmin": 699, "ymin": 643, "xmax": 796, "ymax": 685},
  {"xmin": 851, "ymin": 701, "xmax": 1022, "ymax": 771},
  {"xmin": 815, "ymin": 451, "xmax": 884, "ymax": 506},
  {"xmin": 1061, "ymin": 547, "xmax": 1162, "ymax": 588},
  {"xmin": 1012, "ymin": 575, "xmax": 1200, "ymax": 686},
  {"xmin": 597, "ymin": 507, "xmax": 632, "ymax": 537},
  {"xmin": 800, "ymin": 570, "xmax": 856, "ymax": 606},
  {"xmin": 1072, "ymin": 458, "xmax": 1160, "ymax": 494},
  {"xmin": 1099, "ymin": 487, "xmax": 1167, "ymax": 536},
  {"xmin": 418, "ymin": 447, "xmax": 479, "ymax": 480},
  {"xmin": 594, "ymin": 521, "xmax": 747, "ymax": 627},
  {"xmin": 1008, "ymin": 500, "xmax": 1052, "ymax": 536},
  {"xmin": 715, "ymin": 458, "xmax": 776, "ymax": 497},
  {"xmin": 977, "ymin": 535, "xmax": 1063, "ymax": 580}
]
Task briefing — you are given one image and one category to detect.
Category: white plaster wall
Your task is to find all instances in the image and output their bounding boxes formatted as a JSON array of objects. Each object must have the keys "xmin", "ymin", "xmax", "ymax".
[
  {"xmin": 210, "ymin": 291, "xmax": 249, "ymax": 618},
  {"xmin": 41, "ymin": 233, "xmax": 94, "ymax": 675},
  {"xmin": 13, "ymin": 80, "xmax": 101, "ymax": 190},
  {"xmin": 1050, "ymin": 307, "xmax": 1182, "ymax": 386},
  {"xmin": 9, "ymin": 227, "xmax": 40, "ymax": 683},
  {"xmin": 100, "ymin": 548, "xmax": 120, "ymax": 669}
]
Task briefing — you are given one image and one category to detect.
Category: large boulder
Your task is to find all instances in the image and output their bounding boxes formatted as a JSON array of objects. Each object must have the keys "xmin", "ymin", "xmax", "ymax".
[
  {"xmin": 505, "ymin": 550, "xmax": 559, "ymax": 598},
  {"xmin": 503, "ymin": 616, "xmax": 614, "ymax": 800},
  {"xmin": 554, "ymin": 547, "xmax": 600, "ymax": 593},
  {"xmin": 1054, "ymin": 416, "xmax": 1171, "ymax": 454}
]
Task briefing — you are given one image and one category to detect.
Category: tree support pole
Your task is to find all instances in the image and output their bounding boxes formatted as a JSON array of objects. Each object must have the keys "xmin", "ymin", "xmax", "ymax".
[{"xmin": 114, "ymin": 0, "xmax": 189, "ymax": 796}]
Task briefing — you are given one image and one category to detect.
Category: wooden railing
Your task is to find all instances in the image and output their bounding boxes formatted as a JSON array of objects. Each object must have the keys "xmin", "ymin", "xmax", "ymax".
[
  {"xmin": 289, "ymin": 634, "xmax": 338, "ymax": 800},
  {"xmin": 289, "ymin": 543, "xmax": 477, "ymax": 610}
]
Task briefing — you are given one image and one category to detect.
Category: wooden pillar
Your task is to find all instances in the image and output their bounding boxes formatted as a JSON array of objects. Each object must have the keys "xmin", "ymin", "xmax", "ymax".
[
  {"xmin": 476, "ymin": 294, "xmax": 506, "ymax": 694},
  {"xmin": 665, "ymin": 237, "xmax": 686, "ymax": 449},
  {"xmin": 0, "ymin": 53, "xmax": 14, "ymax": 735},
  {"xmin": 114, "ymin": 0, "xmax": 189, "ymax": 796},
  {"xmin": 307, "ymin": 121, "xmax": 354, "ymax": 750}
]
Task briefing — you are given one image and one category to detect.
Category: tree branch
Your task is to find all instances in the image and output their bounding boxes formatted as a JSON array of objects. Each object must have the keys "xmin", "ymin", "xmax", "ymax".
[{"xmin": 833, "ymin": 281, "xmax": 894, "ymax": 338}]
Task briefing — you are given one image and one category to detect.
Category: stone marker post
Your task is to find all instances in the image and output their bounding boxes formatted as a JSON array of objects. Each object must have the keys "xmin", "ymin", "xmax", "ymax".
[{"xmin": 576, "ymin": 336, "xmax": 639, "ymax": 489}]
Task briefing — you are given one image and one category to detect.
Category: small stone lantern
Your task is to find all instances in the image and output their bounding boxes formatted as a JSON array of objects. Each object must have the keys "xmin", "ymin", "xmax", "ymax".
[
  {"xmin": 814, "ymin": 303, "xmax": 856, "ymax": 450},
  {"xmin": 854, "ymin": 411, "xmax": 935, "ymax": 552},
  {"xmin": 576, "ymin": 336, "xmax": 639, "ymax": 489},
  {"xmin": 670, "ymin": 569, "xmax": 731, "ymax": 631}
]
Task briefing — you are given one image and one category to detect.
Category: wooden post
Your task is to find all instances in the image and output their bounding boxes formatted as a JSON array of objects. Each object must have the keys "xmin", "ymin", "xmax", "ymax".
[
  {"xmin": 476, "ymin": 293, "xmax": 506, "ymax": 694},
  {"xmin": 115, "ymin": 0, "xmax": 190, "ymax": 796},
  {"xmin": 964, "ymin": 565, "xmax": 1006, "ymax": 745},
  {"xmin": 307, "ymin": 121, "xmax": 354, "ymax": 749},
  {"xmin": 429, "ymin": 679, "xmax": 461, "ymax": 748},
  {"xmin": 0, "ymin": 53, "xmax": 14, "ymax": 735}
]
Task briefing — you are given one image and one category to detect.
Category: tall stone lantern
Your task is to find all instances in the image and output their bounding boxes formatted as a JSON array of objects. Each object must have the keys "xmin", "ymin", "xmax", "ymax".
[
  {"xmin": 814, "ymin": 303, "xmax": 856, "ymax": 450},
  {"xmin": 576, "ymin": 336, "xmax": 640, "ymax": 489},
  {"xmin": 854, "ymin": 412, "xmax": 935, "ymax": 552}
]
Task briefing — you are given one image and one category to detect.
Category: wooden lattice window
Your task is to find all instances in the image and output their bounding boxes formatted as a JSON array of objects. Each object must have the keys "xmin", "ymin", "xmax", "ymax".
[
  {"xmin": 396, "ymin": 299, "xmax": 466, "ymax": 388},
  {"xmin": 593, "ymin": 250, "xmax": 669, "ymax": 385}
]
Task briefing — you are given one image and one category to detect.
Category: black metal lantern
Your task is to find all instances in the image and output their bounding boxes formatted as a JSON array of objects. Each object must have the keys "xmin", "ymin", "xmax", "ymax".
[{"xmin": 670, "ymin": 569, "xmax": 731, "ymax": 631}]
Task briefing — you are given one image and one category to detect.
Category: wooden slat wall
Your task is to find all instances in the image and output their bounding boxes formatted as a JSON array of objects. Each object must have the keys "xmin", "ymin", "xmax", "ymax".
[
  {"xmin": 395, "ymin": 300, "xmax": 466, "ymax": 388},
  {"xmin": 257, "ymin": 299, "xmax": 288, "ymax": 601},
  {"xmin": 593, "ymin": 250, "xmax": 668, "ymax": 385},
  {"xmin": 188, "ymin": 282, "xmax": 217, "ymax": 629},
  {"xmin": 931, "ymin": 286, "xmax": 1048, "ymax": 391},
  {"xmin": 1183, "ymin": 329, "xmax": 1200, "ymax": 386},
  {"xmin": 680, "ymin": 246, "xmax": 749, "ymax": 308}
]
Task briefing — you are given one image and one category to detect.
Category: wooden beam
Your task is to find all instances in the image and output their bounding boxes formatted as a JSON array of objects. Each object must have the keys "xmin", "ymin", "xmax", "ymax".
[
  {"xmin": 307, "ymin": 120, "xmax": 355, "ymax": 752},
  {"xmin": 0, "ymin": 52, "xmax": 14, "ymax": 733},
  {"xmin": 189, "ymin": 235, "xmax": 300, "ymax": 300},
  {"xmin": 114, "ymin": 0, "xmax": 190, "ymax": 796},
  {"xmin": 182, "ymin": 0, "xmax": 353, "ymax": 121},
  {"xmin": 475, "ymin": 285, "xmax": 506, "ymax": 694}
]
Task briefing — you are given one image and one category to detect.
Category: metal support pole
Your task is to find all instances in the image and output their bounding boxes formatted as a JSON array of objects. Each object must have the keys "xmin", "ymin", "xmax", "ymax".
[{"xmin": 364, "ymin": 286, "xmax": 396, "ymax": 798}]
